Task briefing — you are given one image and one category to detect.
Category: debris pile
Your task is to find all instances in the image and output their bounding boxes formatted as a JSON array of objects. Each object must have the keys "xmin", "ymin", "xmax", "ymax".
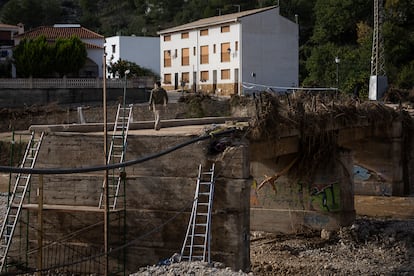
[
  {"xmin": 132, "ymin": 261, "xmax": 250, "ymax": 276},
  {"xmin": 247, "ymin": 91, "xmax": 400, "ymax": 141},
  {"xmin": 250, "ymin": 217, "xmax": 414, "ymax": 275}
]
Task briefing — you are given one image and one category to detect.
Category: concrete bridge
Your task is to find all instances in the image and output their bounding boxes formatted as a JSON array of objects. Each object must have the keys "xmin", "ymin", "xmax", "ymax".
[{"xmin": 1, "ymin": 95, "xmax": 413, "ymax": 273}]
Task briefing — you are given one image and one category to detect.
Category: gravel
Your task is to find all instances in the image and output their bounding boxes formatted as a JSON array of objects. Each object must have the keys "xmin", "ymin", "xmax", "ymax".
[
  {"xmin": 132, "ymin": 261, "xmax": 251, "ymax": 276},
  {"xmin": 133, "ymin": 217, "xmax": 414, "ymax": 276},
  {"xmin": 250, "ymin": 217, "xmax": 414, "ymax": 275}
]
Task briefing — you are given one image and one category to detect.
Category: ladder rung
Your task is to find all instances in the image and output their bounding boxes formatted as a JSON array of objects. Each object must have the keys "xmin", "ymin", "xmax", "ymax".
[
  {"xmin": 197, "ymin": 213, "xmax": 208, "ymax": 216},
  {"xmin": 195, "ymin": 223, "xmax": 207, "ymax": 227},
  {"xmin": 191, "ymin": 245, "xmax": 205, "ymax": 248},
  {"xmin": 198, "ymin": 192, "xmax": 210, "ymax": 195},
  {"xmin": 199, "ymin": 182, "xmax": 212, "ymax": 185},
  {"xmin": 198, "ymin": 203, "xmax": 209, "ymax": 206}
]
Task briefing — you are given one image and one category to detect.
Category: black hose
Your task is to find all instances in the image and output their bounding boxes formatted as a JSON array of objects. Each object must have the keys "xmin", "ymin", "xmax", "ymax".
[{"xmin": 0, "ymin": 128, "xmax": 236, "ymax": 175}]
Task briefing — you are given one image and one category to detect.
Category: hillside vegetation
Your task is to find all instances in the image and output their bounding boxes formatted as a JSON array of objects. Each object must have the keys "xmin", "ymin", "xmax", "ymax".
[{"xmin": 0, "ymin": 0, "xmax": 413, "ymax": 95}]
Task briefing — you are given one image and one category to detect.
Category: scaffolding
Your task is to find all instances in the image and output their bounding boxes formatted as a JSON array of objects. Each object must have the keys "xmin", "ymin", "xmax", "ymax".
[{"xmin": 0, "ymin": 124, "xmax": 128, "ymax": 275}]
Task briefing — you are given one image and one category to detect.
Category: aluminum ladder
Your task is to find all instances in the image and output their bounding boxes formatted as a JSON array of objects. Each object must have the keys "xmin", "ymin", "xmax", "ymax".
[
  {"xmin": 180, "ymin": 163, "xmax": 215, "ymax": 263},
  {"xmin": 0, "ymin": 131, "xmax": 44, "ymax": 272},
  {"xmin": 99, "ymin": 104, "xmax": 133, "ymax": 210}
]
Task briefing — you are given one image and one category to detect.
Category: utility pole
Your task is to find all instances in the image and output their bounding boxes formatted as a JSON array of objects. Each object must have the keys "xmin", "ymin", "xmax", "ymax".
[
  {"xmin": 103, "ymin": 51, "xmax": 109, "ymax": 276},
  {"xmin": 369, "ymin": 0, "xmax": 388, "ymax": 100}
]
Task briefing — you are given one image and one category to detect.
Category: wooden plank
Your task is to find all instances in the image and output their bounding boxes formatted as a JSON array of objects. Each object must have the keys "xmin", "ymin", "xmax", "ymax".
[
  {"xmin": 355, "ymin": 195, "xmax": 414, "ymax": 219},
  {"xmin": 21, "ymin": 204, "xmax": 122, "ymax": 213}
]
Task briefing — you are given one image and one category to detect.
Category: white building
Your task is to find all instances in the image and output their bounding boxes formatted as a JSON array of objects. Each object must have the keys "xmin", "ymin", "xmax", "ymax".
[
  {"xmin": 157, "ymin": 6, "xmax": 299, "ymax": 95},
  {"xmin": 105, "ymin": 36, "xmax": 160, "ymax": 77}
]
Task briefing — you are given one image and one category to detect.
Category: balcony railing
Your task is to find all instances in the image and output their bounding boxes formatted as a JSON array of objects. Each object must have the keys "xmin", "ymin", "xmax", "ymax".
[{"xmin": 0, "ymin": 77, "xmax": 155, "ymax": 89}]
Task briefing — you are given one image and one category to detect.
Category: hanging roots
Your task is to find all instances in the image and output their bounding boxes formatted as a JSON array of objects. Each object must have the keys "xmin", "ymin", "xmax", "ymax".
[{"xmin": 247, "ymin": 91, "xmax": 401, "ymax": 181}]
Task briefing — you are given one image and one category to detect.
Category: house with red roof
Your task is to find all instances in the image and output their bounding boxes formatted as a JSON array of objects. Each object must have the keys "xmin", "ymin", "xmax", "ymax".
[{"xmin": 14, "ymin": 24, "xmax": 104, "ymax": 77}]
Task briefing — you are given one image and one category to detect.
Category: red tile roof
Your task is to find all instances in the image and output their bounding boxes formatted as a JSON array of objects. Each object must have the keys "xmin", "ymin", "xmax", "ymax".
[
  {"xmin": 158, "ymin": 6, "xmax": 277, "ymax": 34},
  {"xmin": 15, "ymin": 25, "xmax": 103, "ymax": 40}
]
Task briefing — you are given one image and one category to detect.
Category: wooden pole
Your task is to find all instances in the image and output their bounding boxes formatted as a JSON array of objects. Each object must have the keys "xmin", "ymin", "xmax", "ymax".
[
  {"xmin": 103, "ymin": 52, "xmax": 109, "ymax": 276},
  {"xmin": 36, "ymin": 174, "xmax": 43, "ymax": 276}
]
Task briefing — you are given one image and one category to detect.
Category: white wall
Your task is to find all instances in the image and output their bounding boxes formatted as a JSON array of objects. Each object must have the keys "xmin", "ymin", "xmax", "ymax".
[
  {"xmin": 105, "ymin": 36, "xmax": 160, "ymax": 76},
  {"xmin": 159, "ymin": 7, "xmax": 298, "ymax": 94},
  {"xmin": 240, "ymin": 8, "xmax": 299, "ymax": 92},
  {"xmin": 87, "ymin": 48, "xmax": 104, "ymax": 77},
  {"xmin": 161, "ymin": 24, "xmax": 241, "ymax": 89}
]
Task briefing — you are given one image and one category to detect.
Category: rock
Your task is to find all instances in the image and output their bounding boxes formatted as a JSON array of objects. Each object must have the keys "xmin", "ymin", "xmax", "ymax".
[{"xmin": 321, "ymin": 229, "xmax": 332, "ymax": 240}]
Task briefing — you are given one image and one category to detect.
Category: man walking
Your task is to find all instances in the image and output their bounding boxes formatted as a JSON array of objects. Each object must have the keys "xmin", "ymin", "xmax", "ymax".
[{"xmin": 149, "ymin": 81, "xmax": 168, "ymax": 130}]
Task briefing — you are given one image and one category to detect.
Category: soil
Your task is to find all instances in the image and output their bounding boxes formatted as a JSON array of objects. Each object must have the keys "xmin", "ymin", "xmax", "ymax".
[
  {"xmin": 135, "ymin": 216, "xmax": 414, "ymax": 275},
  {"xmin": 250, "ymin": 217, "xmax": 414, "ymax": 275}
]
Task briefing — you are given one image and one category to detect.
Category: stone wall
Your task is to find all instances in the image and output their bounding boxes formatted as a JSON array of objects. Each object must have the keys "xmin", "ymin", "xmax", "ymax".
[
  {"xmin": 249, "ymin": 138, "xmax": 355, "ymax": 233},
  {"xmin": 340, "ymin": 122, "xmax": 405, "ymax": 196},
  {"xmin": 14, "ymin": 131, "xmax": 250, "ymax": 273}
]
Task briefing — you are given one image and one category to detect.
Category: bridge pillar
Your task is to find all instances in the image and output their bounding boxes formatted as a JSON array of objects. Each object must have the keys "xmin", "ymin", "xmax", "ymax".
[
  {"xmin": 391, "ymin": 121, "xmax": 404, "ymax": 195},
  {"xmin": 250, "ymin": 144, "xmax": 355, "ymax": 234}
]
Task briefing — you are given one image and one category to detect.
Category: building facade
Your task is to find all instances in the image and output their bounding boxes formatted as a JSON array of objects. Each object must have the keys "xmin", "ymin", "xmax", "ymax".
[
  {"xmin": 14, "ymin": 24, "xmax": 104, "ymax": 78},
  {"xmin": 105, "ymin": 36, "xmax": 160, "ymax": 77},
  {"xmin": 158, "ymin": 6, "xmax": 298, "ymax": 95},
  {"xmin": 0, "ymin": 23, "xmax": 23, "ymax": 77}
]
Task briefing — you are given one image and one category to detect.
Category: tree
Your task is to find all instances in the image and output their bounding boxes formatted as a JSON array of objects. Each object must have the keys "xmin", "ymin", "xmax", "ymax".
[
  {"xmin": 383, "ymin": 0, "xmax": 414, "ymax": 89},
  {"xmin": 54, "ymin": 36, "xmax": 87, "ymax": 77},
  {"xmin": 1, "ymin": 0, "xmax": 45, "ymax": 29},
  {"xmin": 108, "ymin": 59, "xmax": 158, "ymax": 78},
  {"xmin": 13, "ymin": 36, "xmax": 87, "ymax": 78},
  {"xmin": 13, "ymin": 36, "xmax": 54, "ymax": 77},
  {"xmin": 41, "ymin": 0, "xmax": 62, "ymax": 26},
  {"xmin": 79, "ymin": 0, "xmax": 101, "ymax": 31}
]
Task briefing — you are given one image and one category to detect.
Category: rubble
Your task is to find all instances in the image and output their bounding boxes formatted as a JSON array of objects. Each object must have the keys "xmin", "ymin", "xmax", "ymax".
[
  {"xmin": 250, "ymin": 217, "xmax": 414, "ymax": 275},
  {"xmin": 131, "ymin": 217, "xmax": 414, "ymax": 275}
]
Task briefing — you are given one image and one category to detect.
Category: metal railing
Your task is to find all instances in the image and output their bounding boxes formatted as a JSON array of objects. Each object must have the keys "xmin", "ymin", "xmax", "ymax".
[{"xmin": 0, "ymin": 77, "xmax": 154, "ymax": 89}]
